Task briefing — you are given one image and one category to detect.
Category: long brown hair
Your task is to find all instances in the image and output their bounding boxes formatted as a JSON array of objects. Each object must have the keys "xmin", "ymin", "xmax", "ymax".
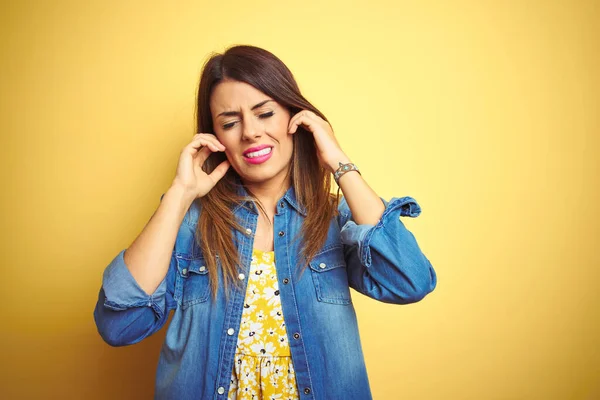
[{"xmin": 195, "ymin": 45, "xmax": 338, "ymax": 300}]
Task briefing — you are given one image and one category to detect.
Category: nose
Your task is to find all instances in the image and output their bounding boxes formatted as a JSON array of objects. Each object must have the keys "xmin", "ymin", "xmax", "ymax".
[{"xmin": 241, "ymin": 113, "xmax": 262, "ymax": 141}]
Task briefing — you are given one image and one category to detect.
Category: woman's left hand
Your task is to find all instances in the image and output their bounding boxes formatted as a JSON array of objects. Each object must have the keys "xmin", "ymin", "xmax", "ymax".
[{"xmin": 288, "ymin": 110, "xmax": 350, "ymax": 172}]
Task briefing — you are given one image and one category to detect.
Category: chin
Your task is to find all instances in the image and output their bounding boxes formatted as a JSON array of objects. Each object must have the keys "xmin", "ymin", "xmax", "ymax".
[
  {"xmin": 240, "ymin": 171, "xmax": 278, "ymax": 184},
  {"xmin": 236, "ymin": 165, "xmax": 288, "ymax": 185}
]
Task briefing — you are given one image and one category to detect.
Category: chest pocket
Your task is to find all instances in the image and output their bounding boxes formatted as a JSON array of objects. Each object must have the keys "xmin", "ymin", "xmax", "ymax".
[
  {"xmin": 176, "ymin": 254, "xmax": 211, "ymax": 309},
  {"xmin": 309, "ymin": 245, "xmax": 352, "ymax": 305}
]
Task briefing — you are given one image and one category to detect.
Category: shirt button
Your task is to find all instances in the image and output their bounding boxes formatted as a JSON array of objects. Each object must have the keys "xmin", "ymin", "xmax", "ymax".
[
  {"xmin": 217, "ymin": 386, "xmax": 225, "ymax": 394},
  {"xmin": 238, "ymin": 273, "xmax": 245, "ymax": 280},
  {"xmin": 182, "ymin": 268, "xmax": 188, "ymax": 276},
  {"xmin": 283, "ymin": 278, "xmax": 289, "ymax": 284},
  {"xmin": 227, "ymin": 328, "xmax": 234, "ymax": 335},
  {"xmin": 199, "ymin": 265, "xmax": 207, "ymax": 272},
  {"xmin": 293, "ymin": 332, "xmax": 300, "ymax": 339},
  {"xmin": 304, "ymin": 387, "xmax": 311, "ymax": 394},
  {"xmin": 279, "ymin": 202, "xmax": 285, "ymax": 208},
  {"xmin": 319, "ymin": 262, "xmax": 326, "ymax": 269},
  {"xmin": 246, "ymin": 228, "xmax": 252, "ymax": 235},
  {"xmin": 278, "ymin": 231, "xmax": 285, "ymax": 237}
]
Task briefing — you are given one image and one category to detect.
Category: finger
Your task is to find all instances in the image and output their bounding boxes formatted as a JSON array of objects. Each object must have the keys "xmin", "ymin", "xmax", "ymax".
[
  {"xmin": 288, "ymin": 110, "xmax": 306, "ymax": 125},
  {"xmin": 190, "ymin": 137, "xmax": 223, "ymax": 152},
  {"xmin": 207, "ymin": 159, "xmax": 231, "ymax": 184},
  {"xmin": 288, "ymin": 113, "xmax": 301, "ymax": 133},
  {"xmin": 193, "ymin": 145, "xmax": 212, "ymax": 166},
  {"xmin": 289, "ymin": 114, "xmax": 312, "ymax": 134},
  {"xmin": 293, "ymin": 110, "xmax": 315, "ymax": 121},
  {"xmin": 299, "ymin": 110, "xmax": 316, "ymax": 119},
  {"xmin": 289, "ymin": 110, "xmax": 313, "ymax": 132},
  {"xmin": 193, "ymin": 134, "xmax": 226, "ymax": 151}
]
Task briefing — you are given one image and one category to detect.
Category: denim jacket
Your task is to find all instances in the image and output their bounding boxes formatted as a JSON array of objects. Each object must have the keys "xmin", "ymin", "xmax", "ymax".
[{"xmin": 94, "ymin": 185, "xmax": 437, "ymax": 399}]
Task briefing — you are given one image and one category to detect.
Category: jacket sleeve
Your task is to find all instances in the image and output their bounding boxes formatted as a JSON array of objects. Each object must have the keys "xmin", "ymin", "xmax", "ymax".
[
  {"xmin": 93, "ymin": 193, "xmax": 179, "ymax": 346},
  {"xmin": 338, "ymin": 195, "xmax": 437, "ymax": 304}
]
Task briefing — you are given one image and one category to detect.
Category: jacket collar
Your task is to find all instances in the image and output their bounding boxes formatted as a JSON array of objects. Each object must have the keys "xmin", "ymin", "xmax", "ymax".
[
  {"xmin": 232, "ymin": 180, "xmax": 307, "ymax": 217},
  {"xmin": 281, "ymin": 185, "xmax": 307, "ymax": 216}
]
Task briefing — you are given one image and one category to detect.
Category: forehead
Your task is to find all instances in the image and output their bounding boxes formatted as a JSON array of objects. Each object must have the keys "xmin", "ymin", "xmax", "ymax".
[{"xmin": 210, "ymin": 80, "xmax": 272, "ymax": 114}]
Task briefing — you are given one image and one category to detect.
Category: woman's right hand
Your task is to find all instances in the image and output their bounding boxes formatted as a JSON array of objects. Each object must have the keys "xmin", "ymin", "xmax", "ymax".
[{"xmin": 172, "ymin": 133, "xmax": 230, "ymax": 200}]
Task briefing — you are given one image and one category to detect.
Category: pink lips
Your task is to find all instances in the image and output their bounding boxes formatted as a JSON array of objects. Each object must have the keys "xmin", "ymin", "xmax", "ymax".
[
  {"xmin": 243, "ymin": 144, "xmax": 271, "ymax": 155},
  {"xmin": 242, "ymin": 145, "xmax": 273, "ymax": 165}
]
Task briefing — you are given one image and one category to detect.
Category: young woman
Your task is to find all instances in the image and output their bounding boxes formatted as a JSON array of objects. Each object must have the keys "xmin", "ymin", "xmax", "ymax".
[{"xmin": 94, "ymin": 45, "xmax": 437, "ymax": 400}]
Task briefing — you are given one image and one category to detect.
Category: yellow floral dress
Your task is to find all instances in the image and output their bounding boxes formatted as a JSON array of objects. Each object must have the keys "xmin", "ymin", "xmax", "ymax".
[{"xmin": 227, "ymin": 248, "xmax": 299, "ymax": 400}]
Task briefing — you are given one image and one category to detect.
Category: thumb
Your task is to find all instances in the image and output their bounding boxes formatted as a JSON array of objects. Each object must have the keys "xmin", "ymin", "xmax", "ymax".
[{"xmin": 208, "ymin": 160, "xmax": 231, "ymax": 184}]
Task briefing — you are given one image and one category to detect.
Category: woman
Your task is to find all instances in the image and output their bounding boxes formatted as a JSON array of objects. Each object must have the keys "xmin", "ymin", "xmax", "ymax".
[{"xmin": 94, "ymin": 44, "xmax": 437, "ymax": 400}]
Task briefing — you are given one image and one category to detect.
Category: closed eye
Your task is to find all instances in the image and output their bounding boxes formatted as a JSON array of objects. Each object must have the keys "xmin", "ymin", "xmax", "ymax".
[
  {"xmin": 222, "ymin": 111, "xmax": 274, "ymax": 130},
  {"xmin": 259, "ymin": 111, "xmax": 274, "ymax": 119}
]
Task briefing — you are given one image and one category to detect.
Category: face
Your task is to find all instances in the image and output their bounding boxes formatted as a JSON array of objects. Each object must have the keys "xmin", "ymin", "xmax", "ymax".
[{"xmin": 210, "ymin": 80, "xmax": 294, "ymax": 186}]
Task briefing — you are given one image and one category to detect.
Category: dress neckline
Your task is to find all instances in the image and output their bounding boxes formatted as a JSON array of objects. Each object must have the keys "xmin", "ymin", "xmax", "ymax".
[{"xmin": 252, "ymin": 248, "xmax": 274, "ymax": 256}]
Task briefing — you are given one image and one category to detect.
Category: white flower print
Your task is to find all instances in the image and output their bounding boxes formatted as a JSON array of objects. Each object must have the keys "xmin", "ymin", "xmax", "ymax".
[
  {"xmin": 269, "ymin": 308, "xmax": 283, "ymax": 321},
  {"xmin": 266, "ymin": 290, "xmax": 281, "ymax": 307},
  {"xmin": 246, "ymin": 285, "xmax": 262, "ymax": 304},
  {"xmin": 264, "ymin": 286, "xmax": 277, "ymax": 303},
  {"xmin": 261, "ymin": 252, "xmax": 273, "ymax": 264},
  {"xmin": 248, "ymin": 321, "xmax": 263, "ymax": 334},
  {"xmin": 268, "ymin": 371, "xmax": 279, "ymax": 388},
  {"xmin": 243, "ymin": 301, "xmax": 257, "ymax": 314},
  {"xmin": 252, "ymin": 267, "xmax": 265, "ymax": 280},
  {"xmin": 272, "ymin": 364, "xmax": 285, "ymax": 380},
  {"xmin": 228, "ymin": 374, "xmax": 238, "ymax": 400},
  {"xmin": 238, "ymin": 321, "xmax": 264, "ymax": 348},
  {"xmin": 288, "ymin": 380, "xmax": 298, "ymax": 393},
  {"xmin": 228, "ymin": 249, "xmax": 298, "ymax": 399},
  {"xmin": 277, "ymin": 334, "xmax": 288, "ymax": 348},
  {"xmin": 250, "ymin": 340, "xmax": 276, "ymax": 357},
  {"xmin": 240, "ymin": 364, "xmax": 257, "ymax": 386}
]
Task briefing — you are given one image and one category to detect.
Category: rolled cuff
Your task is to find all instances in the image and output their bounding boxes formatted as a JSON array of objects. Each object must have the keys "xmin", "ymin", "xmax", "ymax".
[
  {"xmin": 101, "ymin": 249, "xmax": 167, "ymax": 318},
  {"xmin": 340, "ymin": 196, "xmax": 422, "ymax": 268}
]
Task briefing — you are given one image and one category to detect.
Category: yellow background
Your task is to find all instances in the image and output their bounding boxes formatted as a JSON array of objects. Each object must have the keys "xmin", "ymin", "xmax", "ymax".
[{"xmin": 1, "ymin": 0, "xmax": 598, "ymax": 399}]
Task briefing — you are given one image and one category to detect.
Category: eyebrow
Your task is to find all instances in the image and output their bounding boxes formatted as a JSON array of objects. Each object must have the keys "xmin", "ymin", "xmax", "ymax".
[{"xmin": 216, "ymin": 100, "xmax": 274, "ymax": 118}]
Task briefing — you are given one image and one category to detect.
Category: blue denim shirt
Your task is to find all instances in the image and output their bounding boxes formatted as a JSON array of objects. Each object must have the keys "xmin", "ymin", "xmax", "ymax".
[{"xmin": 94, "ymin": 186, "xmax": 437, "ymax": 399}]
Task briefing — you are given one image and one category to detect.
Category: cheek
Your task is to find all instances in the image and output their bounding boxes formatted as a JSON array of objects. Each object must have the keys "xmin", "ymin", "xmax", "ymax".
[
  {"xmin": 215, "ymin": 134, "xmax": 234, "ymax": 151},
  {"xmin": 213, "ymin": 137, "xmax": 237, "ymax": 162},
  {"xmin": 280, "ymin": 135, "xmax": 294, "ymax": 157},
  {"xmin": 272, "ymin": 113, "xmax": 290, "ymax": 131},
  {"xmin": 275, "ymin": 119, "xmax": 292, "ymax": 141}
]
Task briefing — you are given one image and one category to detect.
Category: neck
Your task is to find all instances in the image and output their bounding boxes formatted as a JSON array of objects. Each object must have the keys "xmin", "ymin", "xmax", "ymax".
[{"xmin": 242, "ymin": 173, "xmax": 291, "ymax": 215}]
